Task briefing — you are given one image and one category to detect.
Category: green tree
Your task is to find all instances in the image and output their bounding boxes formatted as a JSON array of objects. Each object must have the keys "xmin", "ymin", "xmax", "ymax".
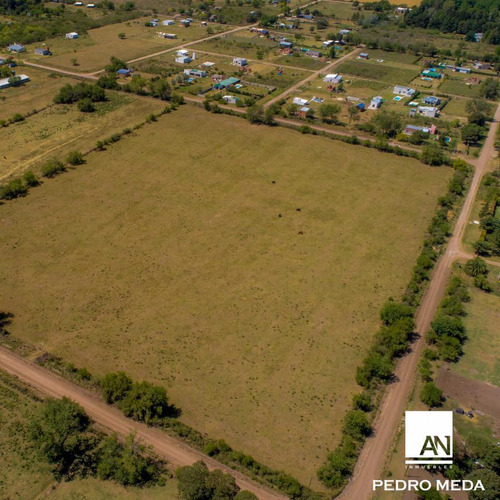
[
  {"xmin": 348, "ymin": 105, "xmax": 360, "ymax": 124},
  {"xmin": 372, "ymin": 110, "xmax": 402, "ymax": 137},
  {"xmin": 318, "ymin": 103, "xmax": 341, "ymax": 123},
  {"xmin": 100, "ymin": 372, "xmax": 133, "ymax": 404},
  {"xmin": 421, "ymin": 144, "xmax": 447, "ymax": 166},
  {"xmin": 466, "ymin": 469, "xmax": 500, "ymax": 500},
  {"xmin": 41, "ymin": 159, "xmax": 66, "ymax": 178},
  {"xmin": 29, "ymin": 397, "xmax": 97, "ymax": 479},
  {"xmin": 380, "ymin": 301, "xmax": 413, "ymax": 326},
  {"xmin": 479, "ymin": 78, "xmax": 499, "ymax": 100},
  {"xmin": 23, "ymin": 170, "xmax": 39, "ymax": 187},
  {"xmin": 97, "ymin": 433, "xmax": 161, "ymax": 486},
  {"xmin": 0, "ymin": 178, "xmax": 27, "ymax": 199},
  {"xmin": 342, "ymin": 409, "xmax": 372, "ymax": 441},
  {"xmin": 246, "ymin": 105, "xmax": 264, "ymax": 124},
  {"xmin": 431, "ymin": 315, "xmax": 466, "ymax": 340},
  {"xmin": 177, "ymin": 461, "xmax": 211, "ymax": 500},
  {"xmin": 119, "ymin": 381, "xmax": 170, "ymax": 423},
  {"xmin": 118, "ymin": 32, "xmax": 126, "ymax": 39},
  {"xmin": 235, "ymin": 492, "xmax": 258, "ymax": 500},
  {"xmin": 78, "ymin": 98, "xmax": 95, "ymax": 112},
  {"xmin": 207, "ymin": 469, "xmax": 240, "ymax": 499},
  {"xmin": 464, "ymin": 257, "xmax": 487, "ymax": 277},
  {"xmin": 461, "ymin": 123, "xmax": 483, "ymax": 152},
  {"xmin": 466, "ymin": 99, "xmax": 492, "ymax": 126},
  {"xmin": 420, "ymin": 382, "xmax": 442, "ymax": 407}
]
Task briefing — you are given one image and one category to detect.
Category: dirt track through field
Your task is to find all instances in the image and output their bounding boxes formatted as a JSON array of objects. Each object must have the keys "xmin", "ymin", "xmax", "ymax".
[
  {"xmin": 0, "ymin": 349, "xmax": 286, "ymax": 500},
  {"xmin": 339, "ymin": 101, "xmax": 500, "ymax": 500}
]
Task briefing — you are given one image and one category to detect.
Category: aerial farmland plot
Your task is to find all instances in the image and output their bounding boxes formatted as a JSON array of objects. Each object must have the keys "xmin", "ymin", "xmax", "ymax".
[
  {"xmin": 0, "ymin": 91, "xmax": 163, "ymax": 181},
  {"xmin": 0, "ymin": 105, "xmax": 450, "ymax": 485},
  {"xmin": 20, "ymin": 18, "xmax": 230, "ymax": 73}
]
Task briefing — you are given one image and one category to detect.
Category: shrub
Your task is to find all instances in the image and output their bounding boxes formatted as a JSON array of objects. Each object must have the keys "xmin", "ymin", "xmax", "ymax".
[
  {"xmin": 420, "ymin": 382, "xmax": 443, "ymax": 407},
  {"xmin": 0, "ymin": 178, "xmax": 28, "ymax": 200},
  {"xmin": 100, "ymin": 372, "xmax": 133, "ymax": 404},
  {"xmin": 119, "ymin": 381, "xmax": 170, "ymax": 424},
  {"xmin": 41, "ymin": 159, "xmax": 66, "ymax": 178},
  {"xmin": 66, "ymin": 151, "xmax": 85, "ymax": 165},
  {"xmin": 23, "ymin": 171, "xmax": 39, "ymax": 187},
  {"xmin": 10, "ymin": 112, "xmax": 24, "ymax": 123},
  {"xmin": 78, "ymin": 98, "xmax": 95, "ymax": 113}
]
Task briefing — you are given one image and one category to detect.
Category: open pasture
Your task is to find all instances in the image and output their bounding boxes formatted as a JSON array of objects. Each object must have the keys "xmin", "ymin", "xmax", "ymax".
[
  {"xmin": 451, "ymin": 285, "xmax": 500, "ymax": 386},
  {"xmin": 312, "ymin": 1, "xmax": 356, "ymax": 19},
  {"xmin": 0, "ymin": 106, "xmax": 450, "ymax": 484},
  {"xmin": 21, "ymin": 18, "xmax": 228, "ymax": 73},
  {"xmin": 0, "ymin": 92, "xmax": 162, "ymax": 182},
  {"xmin": 336, "ymin": 59, "xmax": 420, "ymax": 85},
  {"xmin": 0, "ymin": 68, "xmax": 78, "ymax": 121}
]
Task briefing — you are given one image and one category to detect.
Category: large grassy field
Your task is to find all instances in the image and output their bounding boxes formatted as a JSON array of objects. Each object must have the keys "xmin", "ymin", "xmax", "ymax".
[
  {"xmin": 452, "ymin": 287, "xmax": 500, "ymax": 386},
  {"xmin": 0, "ymin": 91, "xmax": 163, "ymax": 182},
  {"xmin": 0, "ymin": 106, "xmax": 450, "ymax": 485},
  {"xmin": 20, "ymin": 18, "xmax": 229, "ymax": 72},
  {"xmin": 0, "ymin": 370, "xmax": 180, "ymax": 500}
]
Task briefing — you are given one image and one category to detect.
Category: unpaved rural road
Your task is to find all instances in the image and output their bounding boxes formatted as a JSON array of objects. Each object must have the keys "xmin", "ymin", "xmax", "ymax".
[
  {"xmin": 339, "ymin": 101, "xmax": 500, "ymax": 500},
  {"xmin": 0, "ymin": 348, "xmax": 286, "ymax": 500},
  {"xmin": 264, "ymin": 48, "xmax": 361, "ymax": 107}
]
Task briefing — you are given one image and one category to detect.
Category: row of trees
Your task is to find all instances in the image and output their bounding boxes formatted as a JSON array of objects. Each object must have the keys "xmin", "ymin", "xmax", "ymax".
[
  {"xmin": 54, "ymin": 82, "xmax": 107, "ymax": 113},
  {"xmin": 475, "ymin": 169, "xmax": 500, "ymax": 256},
  {"xmin": 29, "ymin": 397, "xmax": 164, "ymax": 485}
]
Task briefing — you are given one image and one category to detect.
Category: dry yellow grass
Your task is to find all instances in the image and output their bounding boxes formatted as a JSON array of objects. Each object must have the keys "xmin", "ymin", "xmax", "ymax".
[
  {"xmin": 0, "ymin": 106, "xmax": 449, "ymax": 485},
  {"xmin": 0, "ymin": 92, "xmax": 163, "ymax": 182}
]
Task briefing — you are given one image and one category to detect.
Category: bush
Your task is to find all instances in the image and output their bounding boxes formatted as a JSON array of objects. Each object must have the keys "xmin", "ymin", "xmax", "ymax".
[
  {"xmin": 23, "ymin": 171, "xmax": 39, "ymax": 187},
  {"xmin": 420, "ymin": 382, "xmax": 443, "ymax": 407},
  {"xmin": 119, "ymin": 381, "xmax": 170, "ymax": 424},
  {"xmin": 342, "ymin": 410, "xmax": 372, "ymax": 441},
  {"xmin": 78, "ymin": 98, "xmax": 95, "ymax": 113},
  {"xmin": 0, "ymin": 178, "xmax": 28, "ymax": 200},
  {"xmin": 41, "ymin": 159, "xmax": 66, "ymax": 178},
  {"xmin": 100, "ymin": 372, "xmax": 133, "ymax": 404},
  {"xmin": 66, "ymin": 151, "xmax": 85, "ymax": 165}
]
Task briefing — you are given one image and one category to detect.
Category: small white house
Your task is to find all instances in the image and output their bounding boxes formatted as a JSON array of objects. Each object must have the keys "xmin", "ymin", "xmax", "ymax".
[
  {"xmin": 162, "ymin": 20, "xmax": 175, "ymax": 26},
  {"xmin": 201, "ymin": 61, "xmax": 215, "ymax": 68},
  {"xmin": 86, "ymin": 3, "xmax": 95, "ymax": 7},
  {"xmin": 293, "ymin": 97, "xmax": 308, "ymax": 106},
  {"xmin": 223, "ymin": 95, "xmax": 239, "ymax": 104},
  {"xmin": 233, "ymin": 57, "xmax": 247, "ymax": 67},
  {"xmin": 417, "ymin": 106, "xmax": 439, "ymax": 118},
  {"xmin": 323, "ymin": 40, "xmax": 334, "ymax": 48},
  {"xmin": 393, "ymin": 85, "xmax": 415, "ymax": 97},
  {"xmin": 368, "ymin": 96, "xmax": 383, "ymax": 109},
  {"xmin": 176, "ymin": 49, "xmax": 189, "ymax": 57},
  {"xmin": 323, "ymin": 73, "xmax": 342, "ymax": 84},
  {"xmin": 66, "ymin": 32, "xmax": 79, "ymax": 39},
  {"xmin": 175, "ymin": 56, "xmax": 191, "ymax": 64},
  {"xmin": 74, "ymin": 1, "xmax": 83, "ymax": 5},
  {"xmin": 0, "ymin": 74, "xmax": 30, "ymax": 89},
  {"xmin": 339, "ymin": 29, "xmax": 350, "ymax": 35}
]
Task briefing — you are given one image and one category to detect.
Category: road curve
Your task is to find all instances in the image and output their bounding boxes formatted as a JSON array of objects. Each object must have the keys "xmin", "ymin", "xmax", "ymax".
[
  {"xmin": 339, "ymin": 101, "xmax": 500, "ymax": 500},
  {"xmin": 0, "ymin": 347, "xmax": 287, "ymax": 500}
]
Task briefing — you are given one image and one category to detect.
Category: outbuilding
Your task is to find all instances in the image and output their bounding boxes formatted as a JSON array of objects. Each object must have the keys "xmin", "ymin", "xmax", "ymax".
[
  {"xmin": 233, "ymin": 57, "xmax": 247, "ymax": 67},
  {"xmin": 8, "ymin": 43, "xmax": 25, "ymax": 53},
  {"xmin": 162, "ymin": 19, "xmax": 175, "ymax": 26},
  {"xmin": 117, "ymin": 68, "xmax": 132, "ymax": 76},
  {"xmin": 359, "ymin": 52, "xmax": 369, "ymax": 59}
]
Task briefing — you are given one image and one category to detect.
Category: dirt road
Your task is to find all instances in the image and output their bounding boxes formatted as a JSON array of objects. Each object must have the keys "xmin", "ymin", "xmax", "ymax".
[
  {"xmin": 339, "ymin": 101, "xmax": 500, "ymax": 500},
  {"xmin": 0, "ymin": 348, "xmax": 286, "ymax": 500},
  {"xmin": 264, "ymin": 48, "xmax": 361, "ymax": 108}
]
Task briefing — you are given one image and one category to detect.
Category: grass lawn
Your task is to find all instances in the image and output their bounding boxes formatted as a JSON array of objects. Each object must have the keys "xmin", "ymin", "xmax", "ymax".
[
  {"xmin": 20, "ymin": 18, "xmax": 229, "ymax": 73},
  {"xmin": 336, "ymin": 59, "xmax": 420, "ymax": 85},
  {"xmin": 0, "ymin": 370, "xmax": 180, "ymax": 500},
  {"xmin": 0, "ymin": 106, "xmax": 450, "ymax": 485},
  {"xmin": 438, "ymin": 78, "xmax": 482, "ymax": 98},
  {"xmin": 452, "ymin": 287, "xmax": 500, "ymax": 386},
  {"xmin": 0, "ymin": 68, "xmax": 78, "ymax": 121},
  {"xmin": 0, "ymin": 91, "xmax": 163, "ymax": 182},
  {"xmin": 363, "ymin": 49, "xmax": 420, "ymax": 65},
  {"xmin": 312, "ymin": 1, "xmax": 355, "ymax": 19}
]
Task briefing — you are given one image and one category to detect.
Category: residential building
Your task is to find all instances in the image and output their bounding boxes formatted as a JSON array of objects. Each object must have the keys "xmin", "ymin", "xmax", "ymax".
[
  {"xmin": 0, "ymin": 74, "xmax": 29, "ymax": 89},
  {"xmin": 223, "ymin": 95, "xmax": 239, "ymax": 104},
  {"xmin": 184, "ymin": 69, "xmax": 206, "ymax": 78},
  {"xmin": 368, "ymin": 96, "xmax": 382, "ymax": 109},
  {"xmin": 423, "ymin": 96, "xmax": 441, "ymax": 106},
  {"xmin": 305, "ymin": 50, "xmax": 321, "ymax": 58},
  {"xmin": 34, "ymin": 47, "xmax": 51, "ymax": 56},
  {"xmin": 214, "ymin": 77, "xmax": 240, "ymax": 89},
  {"xmin": 175, "ymin": 56, "xmax": 191, "ymax": 64},
  {"xmin": 474, "ymin": 61, "xmax": 490, "ymax": 70},
  {"xmin": 162, "ymin": 20, "xmax": 175, "ymax": 25},
  {"xmin": 393, "ymin": 85, "xmax": 416, "ymax": 97},
  {"xmin": 8, "ymin": 43, "xmax": 25, "ymax": 52},
  {"xmin": 233, "ymin": 57, "xmax": 247, "ymax": 67},
  {"xmin": 422, "ymin": 69, "xmax": 444, "ymax": 79},
  {"xmin": 417, "ymin": 106, "xmax": 439, "ymax": 118},
  {"xmin": 323, "ymin": 73, "xmax": 342, "ymax": 84},
  {"xmin": 292, "ymin": 97, "xmax": 308, "ymax": 106},
  {"xmin": 65, "ymin": 32, "xmax": 79, "ymax": 39},
  {"xmin": 359, "ymin": 52, "xmax": 369, "ymax": 59}
]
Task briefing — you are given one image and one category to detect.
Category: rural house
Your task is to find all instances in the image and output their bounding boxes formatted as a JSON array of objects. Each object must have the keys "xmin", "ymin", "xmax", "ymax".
[
  {"xmin": 65, "ymin": 32, "xmax": 79, "ymax": 39},
  {"xmin": 175, "ymin": 56, "xmax": 191, "ymax": 64},
  {"xmin": 417, "ymin": 106, "xmax": 439, "ymax": 117},
  {"xmin": 293, "ymin": 97, "xmax": 308, "ymax": 106},
  {"xmin": 162, "ymin": 20, "xmax": 175, "ymax": 26},
  {"xmin": 359, "ymin": 52, "xmax": 369, "ymax": 59},
  {"xmin": 423, "ymin": 96, "xmax": 441, "ymax": 106},
  {"xmin": 393, "ymin": 85, "xmax": 416, "ymax": 97},
  {"xmin": 305, "ymin": 50, "xmax": 322, "ymax": 58},
  {"xmin": 0, "ymin": 74, "xmax": 29, "ymax": 89},
  {"xmin": 324, "ymin": 74, "xmax": 342, "ymax": 84},
  {"xmin": 117, "ymin": 68, "xmax": 132, "ymax": 76},
  {"xmin": 368, "ymin": 96, "xmax": 383, "ymax": 109},
  {"xmin": 474, "ymin": 61, "xmax": 490, "ymax": 70},
  {"xmin": 403, "ymin": 124, "xmax": 434, "ymax": 136},
  {"xmin": 214, "ymin": 77, "xmax": 240, "ymax": 89},
  {"xmin": 34, "ymin": 47, "xmax": 51, "ymax": 56},
  {"xmin": 184, "ymin": 69, "xmax": 206, "ymax": 78},
  {"xmin": 223, "ymin": 95, "xmax": 239, "ymax": 104},
  {"xmin": 422, "ymin": 69, "xmax": 444, "ymax": 79},
  {"xmin": 233, "ymin": 57, "xmax": 247, "ymax": 67}
]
